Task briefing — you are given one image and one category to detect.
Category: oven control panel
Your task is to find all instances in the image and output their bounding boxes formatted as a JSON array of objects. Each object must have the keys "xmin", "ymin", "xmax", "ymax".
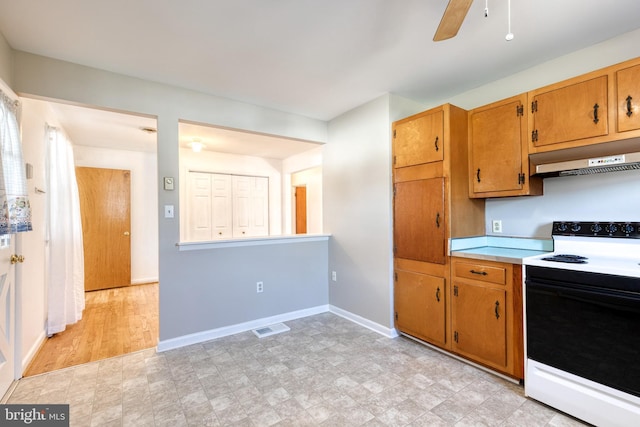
[{"xmin": 552, "ymin": 221, "xmax": 640, "ymax": 238}]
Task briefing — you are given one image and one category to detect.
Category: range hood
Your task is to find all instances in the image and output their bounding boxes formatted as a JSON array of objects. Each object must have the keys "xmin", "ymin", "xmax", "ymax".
[{"xmin": 533, "ymin": 152, "xmax": 640, "ymax": 177}]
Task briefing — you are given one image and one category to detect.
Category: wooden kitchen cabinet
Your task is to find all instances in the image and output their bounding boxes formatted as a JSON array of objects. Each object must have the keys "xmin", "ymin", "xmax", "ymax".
[
  {"xmin": 394, "ymin": 177, "xmax": 445, "ymax": 264},
  {"xmin": 393, "ymin": 104, "xmax": 485, "ymax": 351},
  {"xmin": 468, "ymin": 94, "xmax": 542, "ymax": 198},
  {"xmin": 393, "ymin": 109, "xmax": 444, "ymax": 168},
  {"xmin": 394, "ymin": 270, "xmax": 446, "ymax": 347},
  {"xmin": 450, "ymin": 257, "xmax": 524, "ymax": 379},
  {"xmin": 617, "ymin": 63, "xmax": 640, "ymax": 133},
  {"xmin": 530, "ymin": 75, "xmax": 609, "ymax": 148},
  {"xmin": 527, "ymin": 56, "xmax": 640, "ymax": 157}
]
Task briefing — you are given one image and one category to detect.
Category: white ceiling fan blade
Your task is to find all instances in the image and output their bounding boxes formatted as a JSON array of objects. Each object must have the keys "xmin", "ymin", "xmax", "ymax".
[{"xmin": 433, "ymin": 0, "xmax": 474, "ymax": 41}]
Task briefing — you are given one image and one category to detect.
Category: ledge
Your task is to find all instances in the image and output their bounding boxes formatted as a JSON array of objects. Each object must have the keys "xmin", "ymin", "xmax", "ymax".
[{"xmin": 177, "ymin": 234, "xmax": 331, "ymax": 251}]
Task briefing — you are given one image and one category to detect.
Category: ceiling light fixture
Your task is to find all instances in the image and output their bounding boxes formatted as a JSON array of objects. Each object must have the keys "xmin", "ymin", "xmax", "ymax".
[
  {"xmin": 189, "ymin": 139, "xmax": 204, "ymax": 153},
  {"xmin": 505, "ymin": 0, "xmax": 514, "ymax": 41}
]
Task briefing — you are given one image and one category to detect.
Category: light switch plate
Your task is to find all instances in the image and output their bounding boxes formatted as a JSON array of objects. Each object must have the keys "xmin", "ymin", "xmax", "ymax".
[{"xmin": 164, "ymin": 177, "xmax": 174, "ymax": 191}]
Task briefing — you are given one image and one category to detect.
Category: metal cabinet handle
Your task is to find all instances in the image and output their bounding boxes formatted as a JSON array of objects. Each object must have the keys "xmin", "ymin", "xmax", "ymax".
[
  {"xmin": 434, "ymin": 136, "xmax": 439, "ymax": 152},
  {"xmin": 495, "ymin": 301, "xmax": 500, "ymax": 319},
  {"xmin": 470, "ymin": 269, "xmax": 487, "ymax": 276},
  {"xmin": 435, "ymin": 287, "xmax": 441, "ymax": 302},
  {"xmin": 627, "ymin": 95, "xmax": 634, "ymax": 117},
  {"xmin": 476, "ymin": 168, "xmax": 481, "ymax": 183},
  {"xmin": 435, "ymin": 213, "xmax": 440, "ymax": 228},
  {"xmin": 593, "ymin": 103, "xmax": 599, "ymax": 124}
]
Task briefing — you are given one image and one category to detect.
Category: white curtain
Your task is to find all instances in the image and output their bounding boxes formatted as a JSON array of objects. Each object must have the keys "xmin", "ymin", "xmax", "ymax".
[
  {"xmin": 0, "ymin": 90, "xmax": 32, "ymax": 234},
  {"xmin": 45, "ymin": 125, "xmax": 84, "ymax": 335}
]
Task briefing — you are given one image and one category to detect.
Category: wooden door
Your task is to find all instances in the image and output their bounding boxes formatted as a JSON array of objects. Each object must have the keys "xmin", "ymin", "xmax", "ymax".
[
  {"xmin": 393, "ymin": 109, "xmax": 444, "ymax": 168},
  {"xmin": 76, "ymin": 167, "xmax": 131, "ymax": 291},
  {"xmin": 395, "ymin": 270, "xmax": 446, "ymax": 346},
  {"xmin": 531, "ymin": 75, "xmax": 608, "ymax": 146},
  {"xmin": 617, "ymin": 64, "xmax": 640, "ymax": 132},
  {"xmin": 211, "ymin": 174, "xmax": 232, "ymax": 239},
  {"xmin": 452, "ymin": 281, "xmax": 507, "ymax": 369},
  {"xmin": 393, "ymin": 177, "xmax": 445, "ymax": 264},
  {"xmin": 0, "ymin": 236, "xmax": 16, "ymax": 397},
  {"xmin": 470, "ymin": 98, "xmax": 525, "ymax": 194},
  {"xmin": 295, "ymin": 186, "xmax": 307, "ymax": 234}
]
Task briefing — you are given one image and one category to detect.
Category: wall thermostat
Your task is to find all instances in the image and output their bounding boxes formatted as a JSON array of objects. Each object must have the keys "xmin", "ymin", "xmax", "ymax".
[{"xmin": 163, "ymin": 177, "xmax": 174, "ymax": 191}]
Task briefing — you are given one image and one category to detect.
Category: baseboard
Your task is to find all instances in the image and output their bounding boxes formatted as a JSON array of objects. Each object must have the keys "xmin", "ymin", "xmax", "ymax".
[
  {"xmin": 329, "ymin": 305, "xmax": 399, "ymax": 338},
  {"xmin": 131, "ymin": 277, "xmax": 159, "ymax": 285},
  {"xmin": 157, "ymin": 305, "xmax": 330, "ymax": 352},
  {"xmin": 21, "ymin": 330, "xmax": 47, "ymax": 374}
]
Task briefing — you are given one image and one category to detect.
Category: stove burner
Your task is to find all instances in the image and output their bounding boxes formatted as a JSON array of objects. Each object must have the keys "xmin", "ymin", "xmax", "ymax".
[{"xmin": 542, "ymin": 254, "xmax": 589, "ymax": 264}]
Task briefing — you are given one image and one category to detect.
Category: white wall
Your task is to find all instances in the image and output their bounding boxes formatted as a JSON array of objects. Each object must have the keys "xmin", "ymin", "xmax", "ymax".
[
  {"xmin": 283, "ymin": 145, "xmax": 323, "ymax": 234},
  {"xmin": 18, "ymin": 98, "xmax": 56, "ymax": 370},
  {"xmin": 291, "ymin": 167, "xmax": 322, "ymax": 234},
  {"xmin": 74, "ymin": 145, "xmax": 159, "ymax": 283}
]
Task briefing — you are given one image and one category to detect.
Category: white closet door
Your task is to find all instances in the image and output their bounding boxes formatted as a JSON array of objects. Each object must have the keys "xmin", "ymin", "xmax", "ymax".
[
  {"xmin": 232, "ymin": 176, "xmax": 251, "ymax": 237},
  {"xmin": 251, "ymin": 177, "xmax": 269, "ymax": 236},
  {"xmin": 211, "ymin": 174, "xmax": 232, "ymax": 239},
  {"xmin": 187, "ymin": 172, "xmax": 213, "ymax": 241}
]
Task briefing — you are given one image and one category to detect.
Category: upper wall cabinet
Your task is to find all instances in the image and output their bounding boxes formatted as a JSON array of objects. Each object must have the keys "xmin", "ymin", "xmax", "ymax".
[
  {"xmin": 530, "ymin": 75, "xmax": 609, "ymax": 148},
  {"xmin": 528, "ymin": 56, "xmax": 640, "ymax": 155},
  {"xmin": 468, "ymin": 94, "xmax": 542, "ymax": 198},
  {"xmin": 393, "ymin": 109, "xmax": 444, "ymax": 168},
  {"xmin": 617, "ymin": 63, "xmax": 640, "ymax": 133}
]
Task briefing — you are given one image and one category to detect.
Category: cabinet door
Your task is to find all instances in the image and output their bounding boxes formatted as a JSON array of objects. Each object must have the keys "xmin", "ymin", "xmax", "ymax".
[
  {"xmin": 394, "ymin": 270, "xmax": 446, "ymax": 346},
  {"xmin": 393, "ymin": 178, "xmax": 445, "ymax": 264},
  {"xmin": 452, "ymin": 282, "xmax": 507, "ymax": 369},
  {"xmin": 393, "ymin": 110, "xmax": 444, "ymax": 168},
  {"xmin": 617, "ymin": 64, "xmax": 640, "ymax": 132},
  {"xmin": 531, "ymin": 75, "xmax": 608, "ymax": 146},
  {"xmin": 469, "ymin": 99, "xmax": 525, "ymax": 195}
]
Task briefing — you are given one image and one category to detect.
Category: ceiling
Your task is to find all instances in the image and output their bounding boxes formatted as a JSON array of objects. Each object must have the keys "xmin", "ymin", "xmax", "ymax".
[{"xmin": 3, "ymin": 1, "xmax": 640, "ymax": 154}]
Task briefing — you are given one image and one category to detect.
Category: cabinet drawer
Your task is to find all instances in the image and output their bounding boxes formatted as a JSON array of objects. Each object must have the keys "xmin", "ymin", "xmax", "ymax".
[{"xmin": 453, "ymin": 261, "xmax": 506, "ymax": 285}]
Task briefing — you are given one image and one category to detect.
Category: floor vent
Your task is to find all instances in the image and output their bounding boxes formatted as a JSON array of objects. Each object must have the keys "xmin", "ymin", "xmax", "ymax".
[{"xmin": 252, "ymin": 322, "xmax": 290, "ymax": 338}]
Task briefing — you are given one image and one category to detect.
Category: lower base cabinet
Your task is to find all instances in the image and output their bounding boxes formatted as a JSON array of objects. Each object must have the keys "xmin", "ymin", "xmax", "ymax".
[
  {"xmin": 394, "ymin": 270, "xmax": 446, "ymax": 347},
  {"xmin": 394, "ymin": 258, "xmax": 524, "ymax": 380}
]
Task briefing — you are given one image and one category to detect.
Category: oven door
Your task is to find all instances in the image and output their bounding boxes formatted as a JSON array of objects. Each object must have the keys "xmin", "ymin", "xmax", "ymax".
[{"xmin": 525, "ymin": 265, "xmax": 640, "ymax": 398}]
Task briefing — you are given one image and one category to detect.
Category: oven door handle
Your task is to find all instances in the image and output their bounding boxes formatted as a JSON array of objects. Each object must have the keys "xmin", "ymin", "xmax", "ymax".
[{"xmin": 527, "ymin": 280, "xmax": 640, "ymax": 313}]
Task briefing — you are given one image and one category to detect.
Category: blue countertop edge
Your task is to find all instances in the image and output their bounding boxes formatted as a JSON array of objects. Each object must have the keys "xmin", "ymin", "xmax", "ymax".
[{"xmin": 449, "ymin": 236, "xmax": 553, "ymax": 264}]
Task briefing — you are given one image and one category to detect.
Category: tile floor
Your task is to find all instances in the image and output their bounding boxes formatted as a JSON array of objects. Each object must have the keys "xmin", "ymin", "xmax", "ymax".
[{"xmin": 6, "ymin": 313, "xmax": 588, "ymax": 426}]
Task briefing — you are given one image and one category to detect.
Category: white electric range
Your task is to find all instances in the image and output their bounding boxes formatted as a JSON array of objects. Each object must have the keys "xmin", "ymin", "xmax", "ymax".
[{"xmin": 523, "ymin": 221, "xmax": 640, "ymax": 427}]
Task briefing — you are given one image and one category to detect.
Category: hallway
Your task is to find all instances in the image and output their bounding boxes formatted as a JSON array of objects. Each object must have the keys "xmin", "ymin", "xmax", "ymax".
[{"xmin": 25, "ymin": 283, "xmax": 159, "ymax": 377}]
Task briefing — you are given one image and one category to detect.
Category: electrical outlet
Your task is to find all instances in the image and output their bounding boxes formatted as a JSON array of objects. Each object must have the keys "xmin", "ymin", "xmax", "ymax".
[
  {"xmin": 256, "ymin": 281, "xmax": 263, "ymax": 293},
  {"xmin": 492, "ymin": 220, "xmax": 503, "ymax": 233},
  {"xmin": 331, "ymin": 271, "xmax": 337, "ymax": 281}
]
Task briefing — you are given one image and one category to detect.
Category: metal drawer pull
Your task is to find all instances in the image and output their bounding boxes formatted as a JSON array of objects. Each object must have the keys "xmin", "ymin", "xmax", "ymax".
[
  {"xmin": 436, "ymin": 213, "xmax": 440, "ymax": 228},
  {"xmin": 434, "ymin": 136, "xmax": 439, "ymax": 152},
  {"xmin": 627, "ymin": 96, "xmax": 634, "ymax": 117},
  {"xmin": 495, "ymin": 301, "xmax": 500, "ymax": 319},
  {"xmin": 593, "ymin": 103, "xmax": 599, "ymax": 124},
  {"xmin": 435, "ymin": 287, "xmax": 440, "ymax": 302},
  {"xmin": 470, "ymin": 269, "xmax": 488, "ymax": 276},
  {"xmin": 476, "ymin": 168, "xmax": 481, "ymax": 183}
]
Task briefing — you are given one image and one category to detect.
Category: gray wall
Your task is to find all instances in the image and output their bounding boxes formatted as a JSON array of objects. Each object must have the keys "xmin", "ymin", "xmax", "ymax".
[
  {"xmin": 10, "ymin": 51, "xmax": 329, "ymax": 343},
  {"xmin": 0, "ymin": 32, "xmax": 11, "ymax": 85},
  {"xmin": 324, "ymin": 94, "xmax": 425, "ymax": 331}
]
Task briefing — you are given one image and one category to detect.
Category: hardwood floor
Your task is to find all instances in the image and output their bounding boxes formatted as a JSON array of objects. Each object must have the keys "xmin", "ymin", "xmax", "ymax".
[{"xmin": 24, "ymin": 282, "xmax": 158, "ymax": 377}]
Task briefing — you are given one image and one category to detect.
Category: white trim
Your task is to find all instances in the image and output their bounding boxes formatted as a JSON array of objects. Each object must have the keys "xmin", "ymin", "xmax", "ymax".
[
  {"xmin": 156, "ymin": 305, "xmax": 330, "ymax": 352},
  {"xmin": 329, "ymin": 305, "xmax": 399, "ymax": 338},
  {"xmin": 20, "ymin": 330, "xmax": 47, "ymax": 374},
  {"xmin": 177, "ymin": 234, "xmax": 330, "ymax": 251},
  {"xmin": 131, "ymin": 277, "xmax": 159, "ymax": 285}
]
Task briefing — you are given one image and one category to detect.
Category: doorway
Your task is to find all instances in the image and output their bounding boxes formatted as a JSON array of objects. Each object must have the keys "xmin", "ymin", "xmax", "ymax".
[
  {"xmin": 20, "ymin": 98, "xmax": 159, "ymax": 376},
  {"xmin": 295, "ymin": 185, "xmax": 307, "ymax": 234}
]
